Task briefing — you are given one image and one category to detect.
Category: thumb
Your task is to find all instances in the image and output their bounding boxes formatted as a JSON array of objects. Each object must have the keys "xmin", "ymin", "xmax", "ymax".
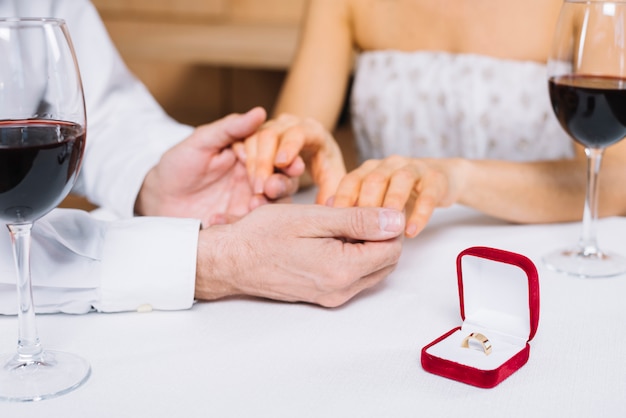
[
  {"xmin": 306, "ymin": 206, "xmax": 405, "ymax": 241},
  {"xmin": 193, "ymin": 107, "xmax": 267, "ymax": 149}
]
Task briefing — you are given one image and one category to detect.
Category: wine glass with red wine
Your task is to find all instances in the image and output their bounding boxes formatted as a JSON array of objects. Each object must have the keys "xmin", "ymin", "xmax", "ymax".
[
  {"xmin": 544, "ymin": 0, "xmax": 626, "ymax": 277},
  {"xmin": 0, "ymin": 18, "xmax": 90, "ymax": 401}
]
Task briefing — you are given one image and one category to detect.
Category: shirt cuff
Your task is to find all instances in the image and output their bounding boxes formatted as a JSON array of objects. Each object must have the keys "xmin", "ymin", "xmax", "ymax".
[{"xmin": 95, "ymin": 215, "xmax": 200, "ymax": 313}]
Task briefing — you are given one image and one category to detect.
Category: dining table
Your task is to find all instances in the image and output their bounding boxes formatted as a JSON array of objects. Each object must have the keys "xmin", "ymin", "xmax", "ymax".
[{"xmin": 1, "ymin": 188, "xmax": 625, "ymax": 417}]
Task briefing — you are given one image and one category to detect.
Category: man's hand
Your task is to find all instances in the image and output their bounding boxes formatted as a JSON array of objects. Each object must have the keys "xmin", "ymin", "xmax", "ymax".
[
  {"xmin": 194, "ymin": 204, "xmax": 405, "ymax": 307},
  {"xmin": 135, "ymin": 107, "xmax": 299, "ymax": 226}
]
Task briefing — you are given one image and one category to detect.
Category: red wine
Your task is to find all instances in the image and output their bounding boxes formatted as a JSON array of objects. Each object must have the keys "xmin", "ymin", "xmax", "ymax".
[
  {"xmin": 549, "ymin": 75, "xmax": 626, "ymax": 149},
  {"xmin": 0, "ymin": 119, "xmax": 85, "ymax": 224}
]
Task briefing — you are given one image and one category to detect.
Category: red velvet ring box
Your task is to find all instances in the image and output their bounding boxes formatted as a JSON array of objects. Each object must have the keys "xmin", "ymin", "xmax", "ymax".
[{"xmin": 421, "ymin": 246, "xmax": 540, "ymax": 388}]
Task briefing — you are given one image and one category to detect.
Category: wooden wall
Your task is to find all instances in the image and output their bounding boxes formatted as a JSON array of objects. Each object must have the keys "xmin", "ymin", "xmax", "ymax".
[{"xmin": 90, "ymin": 0, "xmax": 306, "ymax": 125}]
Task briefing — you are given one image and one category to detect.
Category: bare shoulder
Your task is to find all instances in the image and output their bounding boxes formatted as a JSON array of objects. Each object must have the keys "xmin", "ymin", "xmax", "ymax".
[{"xmin": 346, "ymin": 0, "xmax": 564, "ymax": 60}]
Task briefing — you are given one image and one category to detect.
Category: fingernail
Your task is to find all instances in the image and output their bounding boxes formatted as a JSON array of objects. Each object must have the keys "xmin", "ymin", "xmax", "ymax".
[
  {"xmin": 379, "ymin": 209, "xmax": 403, "ymax": 233},
  {"xmin": 405, "ymin": 223, "xmax": 418, "ymax": 237}
]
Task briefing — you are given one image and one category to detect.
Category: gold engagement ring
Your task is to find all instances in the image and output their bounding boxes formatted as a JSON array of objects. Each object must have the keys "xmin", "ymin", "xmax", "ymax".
[{"xmin": 461, "ymin": 332, "xmax": 492, "ymax": 355}]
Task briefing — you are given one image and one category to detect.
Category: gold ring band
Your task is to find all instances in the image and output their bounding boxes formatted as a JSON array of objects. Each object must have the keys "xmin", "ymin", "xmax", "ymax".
[{"xmin": 461, "ymin": 332, "xmax": 492, "ymax": 355}]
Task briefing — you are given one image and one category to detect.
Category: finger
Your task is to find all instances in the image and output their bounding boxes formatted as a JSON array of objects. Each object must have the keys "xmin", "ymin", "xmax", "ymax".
[
  {"xmin": 263, "ymin": 173, "xmax": 300, "ymax": 200},
  {"xmin": 315, "ymin": 263, "xmax": 398, "ymax": 308},
  {"xmin": 347, "ymin": 263, "xmax": 397, "ymax": 296},
  {"xmin": 383, "ymin": 166, "xmax": 420, "ymax": 211},
  {"xmin": 193, "ymin": 107, "xmax": 267, "ymax": 150},
  {"xmin": 268, "ymin": 117, "xmax": 346, "ymax": 206},
  {"xmin": 232, "ymin": 142, "xmax": 246, "ymax": 163},
  {"xmin": 274, "ymin": 125, "xmax": 307, "ymax": 168},
  {"xmin": 290, "ymin": 125, "xmax": 346, "ymax": 205},
  {"xmin": 405, "ymin": 173, "xmax": 445, "ymax": 237},
  {"xmin": 331, "ymin": 160, "xmax": 380, "ymax": 208},
  {"xmin": 331, "ymin": 173, "xmax": 363, "ymax": 208},
  {"xmin": 288, "ymin": 204, "xmax": 405, "ymax": 241},
  {"xmin": 254, "ymin": 127, "xmax": 281, "ymax": 194},
  {"xmin": 312, "ymin": 146, "xmax": 347, "ymax": 205},
  {"xmin": 243, "ymin": 133, "xmax": 259, "ymax": 187},
  {"xmin": 355, "ymin": 160, "xmax": 400, "ymax": 207},
  {"xmin": 249, "ymin": 194, "xmax": 269, "ymax": 211},
  {"xmin": 356, "ymin": 173, "xmax": 390, "ymax": 207},
  {"xmin": 226, "ymin": 107, "xmax": 267, "ymax": 139},
  {"xmin": 279, "ymin": 156, "xmax": 306, "ymax": 178},
  {"xmin": 405, "ymin": 198, "xmax": 435, "ymax": 238}
]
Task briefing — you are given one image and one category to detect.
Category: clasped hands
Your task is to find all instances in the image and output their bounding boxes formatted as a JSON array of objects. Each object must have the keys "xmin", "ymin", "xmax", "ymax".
[
  {"xmin": 135, "ymin": 107, "xmax": 406, "ymax": 307},
  {"xmin": 136, "ymin": 107, "xmax": 459, "ymax": 237},
  {"xmin": 231, "ymin": 112, "xmax": 461, "ymax": 238}
]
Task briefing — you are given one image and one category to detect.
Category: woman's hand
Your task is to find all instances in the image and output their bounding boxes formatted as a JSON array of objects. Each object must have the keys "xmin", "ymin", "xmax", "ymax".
[
  {"xmin": 332, "ymin": 156, "xmax": 467, "ymax": 238},
  {"xmin": 233, "ymin": 113, "xmax": 347, "ymax": 205}
]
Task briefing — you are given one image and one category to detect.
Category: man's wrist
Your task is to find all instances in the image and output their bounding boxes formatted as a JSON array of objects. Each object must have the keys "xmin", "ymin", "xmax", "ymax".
[{"xmin": 194, "ymin": 225, "xmax": 240, "ymax": 300}]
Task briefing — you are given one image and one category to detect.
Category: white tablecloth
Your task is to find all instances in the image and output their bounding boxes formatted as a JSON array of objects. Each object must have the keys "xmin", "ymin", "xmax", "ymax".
[{"xmin": 2, "ymin": 191, "xmax": 626, "ymax": 417}]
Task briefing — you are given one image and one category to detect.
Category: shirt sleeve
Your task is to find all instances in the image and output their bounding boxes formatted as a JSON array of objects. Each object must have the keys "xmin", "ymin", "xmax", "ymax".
[
  {"xmin": 0, "ymin": 209, "xmax": 200, "ymax": 315},
  {"xmin": 11, "ymin": 0, "xmax": 194, "ymax": 216},
  {"xmin": 0, "ymin": 1, "xmax": 201, "ymax": 315},
  {"xmin": 58, "ymin": 0, "xmax": 195, "ymax": 217}
]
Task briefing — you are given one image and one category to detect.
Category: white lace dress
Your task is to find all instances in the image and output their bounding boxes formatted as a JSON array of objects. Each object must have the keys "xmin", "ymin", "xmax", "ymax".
[{"xmin": 350, "ymin": 50, "xmax": 574, "ymax": 163}]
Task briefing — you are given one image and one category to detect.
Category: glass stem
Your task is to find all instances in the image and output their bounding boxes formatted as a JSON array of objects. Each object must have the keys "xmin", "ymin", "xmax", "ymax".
[
  {"xmin": 7, "ymin": 223, "xmax": 43, "ymax": 362},
  {"xmin": 579, "ymin": 147, "xmax": 604, "ymax": 256}
]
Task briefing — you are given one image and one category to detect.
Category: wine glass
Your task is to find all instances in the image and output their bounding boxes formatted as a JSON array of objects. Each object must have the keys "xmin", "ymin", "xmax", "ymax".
[
  {"xmin": 544, "ymin": 0, "xmax": 626, "ymax": 278},
  {"xmin": 0, "ymin": 18, "xmax": 90, "ymax": 401}
]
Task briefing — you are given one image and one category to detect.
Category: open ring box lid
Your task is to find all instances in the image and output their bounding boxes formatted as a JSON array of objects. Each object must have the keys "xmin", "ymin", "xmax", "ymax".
[{"xmin": 421, "ymin": 246, "xmax": 540, "ymax": 388}]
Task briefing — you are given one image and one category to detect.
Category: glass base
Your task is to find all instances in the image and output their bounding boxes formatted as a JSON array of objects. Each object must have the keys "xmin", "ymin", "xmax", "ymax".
[
  {"xmin": 543, "ymin": 247, "xmax": 626, "ymax": 278},
  {"xmin": 0, "ymin": 350, "xmax": 90, "ymax": 402}
]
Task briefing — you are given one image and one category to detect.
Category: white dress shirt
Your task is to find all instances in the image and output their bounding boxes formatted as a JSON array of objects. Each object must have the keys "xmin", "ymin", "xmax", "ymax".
[{"xmin": 0, "ymin": 0, "xmax": 201, "ymax": 314}]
